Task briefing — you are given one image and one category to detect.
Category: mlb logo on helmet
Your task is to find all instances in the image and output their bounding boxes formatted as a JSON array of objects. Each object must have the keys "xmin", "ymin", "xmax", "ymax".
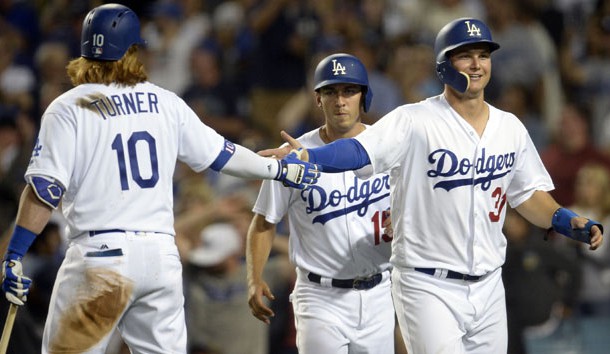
[{"xmin": 93, "ymin": 47, "xmax": 103, "ymax": 55}]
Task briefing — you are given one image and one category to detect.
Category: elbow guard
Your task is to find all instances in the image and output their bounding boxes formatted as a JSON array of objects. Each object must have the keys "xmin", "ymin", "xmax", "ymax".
[{"xmin": 27, "ymin": 175, "xmax": 65, "ymax": 209}]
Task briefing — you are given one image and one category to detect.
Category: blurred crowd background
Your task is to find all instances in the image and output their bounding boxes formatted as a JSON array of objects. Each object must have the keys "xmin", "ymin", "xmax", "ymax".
[{"xmin": 0, "ymin": 0, "xmax": 609, "ymax": 353}]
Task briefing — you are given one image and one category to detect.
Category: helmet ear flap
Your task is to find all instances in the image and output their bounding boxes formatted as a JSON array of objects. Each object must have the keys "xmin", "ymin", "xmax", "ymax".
[
  {"xmin": 436, "ymin": 60, "xmax": 470, "ymax": 93},
  {"xmin": 363, "ymin": 86, "xmax": 373, "ymax": 112}
]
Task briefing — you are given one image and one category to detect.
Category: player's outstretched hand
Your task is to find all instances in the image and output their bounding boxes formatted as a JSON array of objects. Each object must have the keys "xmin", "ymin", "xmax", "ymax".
[
  {"xmin": 2, "ymin": 253, "xmax": 32, "ymax": 306},
  {"xmin": 275, "ymin": 149, "xmax": 319, "ymax": 189},
  {"xmin": 248, "ymin": 281, "xmax": 275, "ymax": 325},
  {"xmin": 258, "ymin": 131, "xmax": 310, "ymax": 161}
]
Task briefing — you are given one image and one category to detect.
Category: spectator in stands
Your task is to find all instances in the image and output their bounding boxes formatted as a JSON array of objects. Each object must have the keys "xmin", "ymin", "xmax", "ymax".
[
  {"xmin": 541, "ymin": 102, "xmax": 610, "ymax": 206},
  {"xmin": 182, "ymin": 45, "xmax": 248, "ymax": 143},
  {"xmin": 503, "ymin": 207, "xmax": 582, "ymax": 354},
  {"xmin": 560, "ymin": 0, "xmax": 610, "ymax": 149},
  {"xmin": 246, "ymin": 0, "xmax": 320, "ymax": 144},
  {"xmin": 142, "ymin": 0, "xmax": 209, "ymax": 94},
  {"xmin": 569, "ymin": 163, "xmax": 610, "ymax": 317}
]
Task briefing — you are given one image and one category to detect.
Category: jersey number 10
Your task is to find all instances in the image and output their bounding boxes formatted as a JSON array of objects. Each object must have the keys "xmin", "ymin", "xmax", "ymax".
[{"xmin": 112, "ymin": 132, "xmax": 159, "ymax": 190}]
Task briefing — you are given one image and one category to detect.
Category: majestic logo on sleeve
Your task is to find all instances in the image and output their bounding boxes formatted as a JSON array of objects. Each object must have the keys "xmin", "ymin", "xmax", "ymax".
[
  {"xmin": 29, "ymin": 138, "xmax": 43, "ymax": 165},
  {"xmin": 427, "ymin": 148, "xmax": 515, "ymax": 191},
  {"xmin": 302, "ymin": 175, "xmax": 390, "ymax": 225},
  {"xmin": 32, "ymin": 138, "xmax": 43, "ymax": 157}
]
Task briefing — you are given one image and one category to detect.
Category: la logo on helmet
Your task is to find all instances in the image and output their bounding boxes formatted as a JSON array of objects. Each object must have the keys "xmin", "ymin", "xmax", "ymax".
[
  {"xmin": 465, "ymin": 21, "xmax": 481, "ymax": 37},
  {"xmin": 332, "ymin": 59, "xmax": 347, "ymax": 76}
]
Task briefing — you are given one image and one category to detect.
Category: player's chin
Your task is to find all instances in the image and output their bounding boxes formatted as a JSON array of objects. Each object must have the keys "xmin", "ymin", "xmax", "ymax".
[{"xmin": 468, "ymin": 77, "xmax": 488, "ymax": 89}]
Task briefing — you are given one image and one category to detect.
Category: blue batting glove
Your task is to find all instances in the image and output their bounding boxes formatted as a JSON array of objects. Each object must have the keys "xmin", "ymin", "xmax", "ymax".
[{"xmin": 2, "ymin": 252, "xmax": 32, "ymax": 306}]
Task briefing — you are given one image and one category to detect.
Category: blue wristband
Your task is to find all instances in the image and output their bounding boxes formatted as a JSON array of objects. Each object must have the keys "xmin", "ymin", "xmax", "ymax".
[
  {"xmin": 6, "ymin": 225, "xmax": 38, "ymax": 260},
  {"xmin": 551, "ymin": 207, "xmax": 578, "ymax": 237}
]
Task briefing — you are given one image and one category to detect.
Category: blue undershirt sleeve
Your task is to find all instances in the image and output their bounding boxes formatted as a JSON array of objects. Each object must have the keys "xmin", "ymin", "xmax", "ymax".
[{"xmin": 307, "ymin": 138, "xmax": 371, "ymax": 172}]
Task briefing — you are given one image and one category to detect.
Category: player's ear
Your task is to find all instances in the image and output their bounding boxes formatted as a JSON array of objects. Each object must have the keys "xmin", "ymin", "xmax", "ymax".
[{"xmin": 315, "ymin": 92, "xmax": 322, "ymax": 108}]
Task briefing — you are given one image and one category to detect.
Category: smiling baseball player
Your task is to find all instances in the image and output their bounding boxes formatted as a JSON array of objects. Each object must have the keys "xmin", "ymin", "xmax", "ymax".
[
  {"xmin": 270, "ymin": 18, "xmax": 604, "ymax": 353},
  {"xmin": 247, "ymin": 53, "xmax": 395, "ymax": 354},
  {"xmin": 0, "ymin": 3, "xmax": 317, "ymax": 354}
]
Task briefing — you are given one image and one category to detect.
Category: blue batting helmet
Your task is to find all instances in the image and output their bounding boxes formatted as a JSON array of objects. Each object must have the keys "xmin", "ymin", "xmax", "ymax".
[
  {"xmin": 313, "ymin": 53, "xmax": 373, "ymax": 112},
  {"xmin": 434, "ymin": 18, "xmax": 500, "ymax": 92},
  {"xmin": 81, "ymin": 3, "xmax": 145, "ymax": 61}
]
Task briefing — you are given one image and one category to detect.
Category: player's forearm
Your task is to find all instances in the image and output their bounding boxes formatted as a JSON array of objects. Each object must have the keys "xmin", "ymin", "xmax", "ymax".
[
  {"xmin": 246, "ymin": 214, "xmax": 276, "ymax": 285},
  {"xmin": 15, "ymin": 185, "xmax": 54, "ymax": 235},
  {"xmin": 219, "ymin": 144, "xmax": 280, "ymax": 179},
  {"xmin": 307, "ymin": 138, "xmax": 371, "ymax": 172},
  {"xmin": 515, "ymin": 190, "xmax": 561, "ymax": 229}
]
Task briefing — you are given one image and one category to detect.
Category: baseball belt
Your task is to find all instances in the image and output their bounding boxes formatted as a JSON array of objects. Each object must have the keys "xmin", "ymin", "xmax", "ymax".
[
  {"xmin": 414, "ymin": 268, "xmax": 483, "ymax": 281},
  {"xmin": 307, "ymin": 272, "xmax": 383, "ymax": 290},
  {"xmin": 88, "ymin": 229, "xmax": 167, "ymax": 237},
  {"xmin": 89, "ymin": 229, "xmax": 125, "ymax": 237}
]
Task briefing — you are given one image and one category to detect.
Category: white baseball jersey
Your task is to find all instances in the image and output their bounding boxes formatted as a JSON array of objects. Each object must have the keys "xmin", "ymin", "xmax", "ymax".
[
  {"xmin": 354, "ymin": 94, "xmax": 554, "ymax": 275},
  {"xmin": 26, "ymin": 82, "xmax": 225, "ymax": 238},
  {"xmin": 253, "ymin": 128, "xmax": 392, "ymax": 279}
]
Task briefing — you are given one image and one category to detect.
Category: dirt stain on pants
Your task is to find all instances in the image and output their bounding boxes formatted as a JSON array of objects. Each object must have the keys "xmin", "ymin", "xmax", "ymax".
[{"xmin": 49, "ymin": 267, "xmax": 134, "ymax": 353}]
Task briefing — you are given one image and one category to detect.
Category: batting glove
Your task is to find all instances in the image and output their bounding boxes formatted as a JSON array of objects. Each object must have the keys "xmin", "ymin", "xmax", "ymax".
[
  {"xmin": 2, "ymin": 253, "xmax": 32, "ymax": 306},
  {"xmin": 275, "ymin": 149, "xmax": 320, "ymax": 190}
]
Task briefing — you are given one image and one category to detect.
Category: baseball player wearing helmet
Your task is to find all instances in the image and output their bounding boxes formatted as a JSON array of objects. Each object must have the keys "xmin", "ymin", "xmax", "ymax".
[
  {"xmin": 0, "ymin": 3, "xmax": 318, "ymax": 354},
  {"xmin": 247, "ymin": 53, "xmax": 396, "ymax": 354},
  {"xmin": 269, "ymin": 18, "xmax": 605, "ymax": 353}
]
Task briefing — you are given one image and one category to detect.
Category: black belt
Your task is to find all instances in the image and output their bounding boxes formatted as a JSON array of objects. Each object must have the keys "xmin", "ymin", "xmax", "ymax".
[
  {"xmin": 415, "ymin": 268, "xmax": 483, "ymax": 281},
  {"xmin": 89, "ymin": 229, "xmax": 125, "ymax": 237},
  {"xmin": 307, "ymin": 272, "xmax": 383, "ymax": 290}
]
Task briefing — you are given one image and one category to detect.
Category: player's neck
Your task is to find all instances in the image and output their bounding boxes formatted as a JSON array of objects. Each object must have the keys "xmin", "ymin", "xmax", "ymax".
[
  {"xmin": 445, "ymin": 91, "xmax": 489, "ymax": 136},
  {"xmin": 320, "ymin": 123, "xmax": 365, "ymax": 143}
]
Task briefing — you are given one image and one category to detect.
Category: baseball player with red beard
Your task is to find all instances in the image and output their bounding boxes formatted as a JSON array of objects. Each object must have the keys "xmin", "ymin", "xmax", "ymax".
[
  {"xmin": 247, "ymin": 53, "xmax": 396, "ymax": 354},
  {"xmin": 267, "ymin": 18, "xmax": 604, "ymax": 353},
  {"xmin": 0, "ymin": 4, "xmax": 317, "ymax": 354}
]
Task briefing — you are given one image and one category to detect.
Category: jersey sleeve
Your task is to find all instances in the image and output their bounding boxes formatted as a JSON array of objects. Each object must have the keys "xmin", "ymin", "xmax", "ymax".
[
  {"xmin": 252, "ymin": 178, "xmax": 293, "ymax": 224},
  {"xmin": 176, "ymin": 101, "xmax": 226, "ymax": 172},
  {"xmin": 354, "ymin": 106, "xmax": 411, "ymax": 178},
  {"xmin": 25, "ymin": 111, "xmax": 76, "ymax": 190},
  {"xmin": 506, "ymin": 124, "xmax": 554, "ymax": 208}
]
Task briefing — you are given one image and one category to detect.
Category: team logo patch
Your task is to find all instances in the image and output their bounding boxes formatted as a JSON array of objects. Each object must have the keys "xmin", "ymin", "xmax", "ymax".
[
  {"xmin": 31, "ymin": 138, "xmax": 43, "ymax": 157},
  {"xmin": 331, "ymin": 59, "xmax": 346, "ymax": 76},
  {"xmin": 465, "ymin": 20, "xmax": 481, "ymax": 37}
]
